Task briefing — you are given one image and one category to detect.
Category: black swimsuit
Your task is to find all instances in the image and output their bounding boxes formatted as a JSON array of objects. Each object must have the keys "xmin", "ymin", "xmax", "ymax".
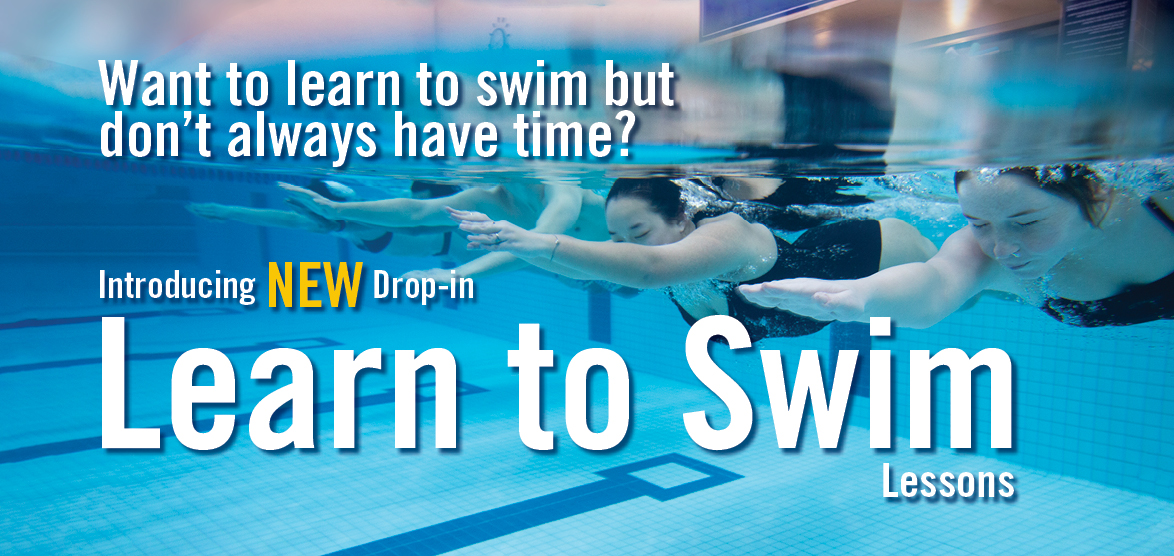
[
  {"xmin": 356, "ymin": 231, "xmax": 394, "ymax": 253},
  {"xmin": 668, "ymin": 219, "xmax": 884, "ymax": 342},
  {"xmin": 353, "ymin": 230, "xmax": 453, "ymax": 256},
  {"xmin": 1041, "ymin": 198, "xmax": 1174, "ymax": 327}
]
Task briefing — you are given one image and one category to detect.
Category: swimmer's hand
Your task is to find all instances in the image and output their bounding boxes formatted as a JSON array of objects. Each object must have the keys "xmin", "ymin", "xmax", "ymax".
[
  {"xmin": 186, "ymin": 202, "xmax": 229, "ymax": 220},
  {"xmin": 449, "ymin": 208, "xmax": 554, "ymax": 259},
  {"xmin": 401, "ymin": 268, "xmax": 459, "ymax": 282},
  {"xmin": 737, "ymin": 279, "xmax": 865, "ymax": 323},
  {"xmin": 278, "ymin": 182, "xmax": 339, "ymax": 219}
]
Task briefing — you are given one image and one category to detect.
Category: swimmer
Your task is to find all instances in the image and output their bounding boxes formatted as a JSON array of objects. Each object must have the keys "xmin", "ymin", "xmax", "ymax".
[
  {"xmin": 709, "ymin": 175, "xmax": 871, "ymax": 209},
  {"xmin": 278, "ymin": 176, "xmax": 610, "ymax": 281},
  {"xmin": 638, "ymin": 172, "xmax": 869, "ymax": 232},
  {"xmin": 451, "ymin": 177, "xmax": 937, "ymax": 341},
  {"xmin": 188, "ymin": 179, "xmax": 477, "ymax": 263},
  {"xmin": 738, "ymin": 164, "xmax": 1174, "ymax": 328}
]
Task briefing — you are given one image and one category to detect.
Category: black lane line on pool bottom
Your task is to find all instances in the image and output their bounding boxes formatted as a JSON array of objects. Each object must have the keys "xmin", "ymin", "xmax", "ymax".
[
  {"xmin": 323, "ymin": 453, "xmax": 743, "ymax": 556},
  {"xmin": 0, "ymin": 308, "xmax": 240, "ymax": 331},
  {"xmin": 0, "ymin": 381, "xmax": 488, "ymax": 464},
  {"xmin": 0, "ymin": 337, "xmax": 344, "ymax": 375}
]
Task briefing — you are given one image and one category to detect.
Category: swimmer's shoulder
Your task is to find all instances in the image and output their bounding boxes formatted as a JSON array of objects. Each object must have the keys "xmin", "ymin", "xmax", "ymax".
[
  {"xmin": 934, "ymin": 225, "xmax": 983, "ymax": 259},
  {"xmin": 694, "ymin": 212, "xmax": 766, "ymax": 237},
  {"xmin": 693, "ymin": 212, "xmax": 776, "ymax": 256},
  {"xmin": 935, "ymin": 226, "xmax": 1026, "ymax": 297}
]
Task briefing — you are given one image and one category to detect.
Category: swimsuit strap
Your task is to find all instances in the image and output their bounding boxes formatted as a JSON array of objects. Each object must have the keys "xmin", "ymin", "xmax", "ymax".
[
  {"xmin": 1144, "ymin": 198, "xmax": 1174, "ymax": 233},
  {"xmin": 434, "ymin": 231, "xmax": 453, "ymax": 257}
]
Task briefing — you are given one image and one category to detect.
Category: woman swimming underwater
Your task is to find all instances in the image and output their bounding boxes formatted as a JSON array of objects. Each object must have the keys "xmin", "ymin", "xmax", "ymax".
[
  {"xmin": 452, "ymin": 177, "xmax": 938, "ymax": 341},
  {"xmin": 279, "ymin": 176, "xmax": 610, "ymax": 281},
  {"xmin": 188, "ymin": 180, "xmax": 477, "ymax": 263},
  {"xmin": 739, "ymin": 164, "xmax": 1174, "ymax": 328}
]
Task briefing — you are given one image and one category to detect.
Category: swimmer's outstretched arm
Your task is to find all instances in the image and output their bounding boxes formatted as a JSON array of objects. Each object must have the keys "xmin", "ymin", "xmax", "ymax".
[
  {"xmin": 449, "ymin": 181, "xmax": 588, "ymax": 278},
  {"xmin": 278, "ymin": 182, "xmax": 519, "ymax": 228},
  {"xmin": 739, "ymin": 227, "xmax": 1006, "ymax": 329},
  {"xmin": 186, "ymin": 202, "xmax": 333, "ymax": 232},
  {"xmin": 278, "ymin": 183, "xmax": 450, "ymax": 227},
  {"xmin": 399, "ymin": 182, "xmax": 592, "ymax": 280},
  {"xmin": 453, "ymin": 209, "xmax": 765, "ymax": 289},
  {"xmin": 402, "ymin": 253, "xmax": 536, "ymax": 283}
]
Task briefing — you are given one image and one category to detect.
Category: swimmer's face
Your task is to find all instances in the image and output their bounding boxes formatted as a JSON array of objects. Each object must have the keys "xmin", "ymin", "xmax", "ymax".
[
  {"xmin": 605, "ymin": 197, "xmax": 691, "ymax": 246},
  {"xmin": 958, "ymin": 173, "xmax": 1096, "ymax": 279}
]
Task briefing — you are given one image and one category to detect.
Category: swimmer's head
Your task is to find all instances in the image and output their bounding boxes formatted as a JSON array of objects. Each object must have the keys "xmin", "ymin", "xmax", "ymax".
[
  {"xmin": 305, "ymin": 179, "xmax": 359, "ymax": 202},
  {"xmin": 605, "ymin": 178, "xmax": 694, "ymax": 245},
  {"xmin": 956, "ymin": 164, "xmax": 1106, "ymax": 224},
  {"xmin": 955, "ymin": 164, "xmax": 1107, "ymax": 279},
  {"xmin": 410, "ymin": 180, "xmax": 462, "ymax": 200}
]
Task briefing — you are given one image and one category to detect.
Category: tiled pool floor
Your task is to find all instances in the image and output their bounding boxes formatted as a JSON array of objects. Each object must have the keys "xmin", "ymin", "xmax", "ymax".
[{"xmin": 2, "ymin": 309, "xmax": 1173, "ymax": 555}]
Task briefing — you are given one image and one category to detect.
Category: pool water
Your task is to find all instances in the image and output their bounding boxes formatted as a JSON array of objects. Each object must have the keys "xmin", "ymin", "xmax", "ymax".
[
  {"xmin": 3, "ymin": 153, "xmax": 1174, "ymax": 552},
  {"xmin": 2, "ymin": 285, "xmax": 1173, "ymax": 554},
  {"xmin": 3, "ymin": 7, "xmax": 1174, "ymax": 551}
]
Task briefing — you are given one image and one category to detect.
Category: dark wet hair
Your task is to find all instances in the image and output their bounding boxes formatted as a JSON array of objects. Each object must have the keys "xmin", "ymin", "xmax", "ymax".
[
  {"xmin": 410, "ymin": 180, "xmax": 462, "ymax": 199},
  {"xmin": 605, "ymin": 178, "xmax": 686, "ymax": 221},
  {"xmin": 955, "ymin": 164, "xmax": 1104, "ymax": 224},
  {"xmin": 305, "ymin": 179, "xmax": 351, "ymax": 202}
]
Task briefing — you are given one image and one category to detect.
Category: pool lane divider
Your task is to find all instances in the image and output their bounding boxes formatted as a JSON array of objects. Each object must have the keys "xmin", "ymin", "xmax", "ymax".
[
  {"xmin": 323, "ymin": 453, "xmax": 743, "ymax": 556},
  {"xmin": 0, "ymin": 337, "xmax": 343, "ymax": 375},
  {"xmin": 0, "ymin": 381, "xmax": 488, "ymax": 464},
  {"xmin": 0, "ymin": 308, "xmax": 240, "ymax": 331}
]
